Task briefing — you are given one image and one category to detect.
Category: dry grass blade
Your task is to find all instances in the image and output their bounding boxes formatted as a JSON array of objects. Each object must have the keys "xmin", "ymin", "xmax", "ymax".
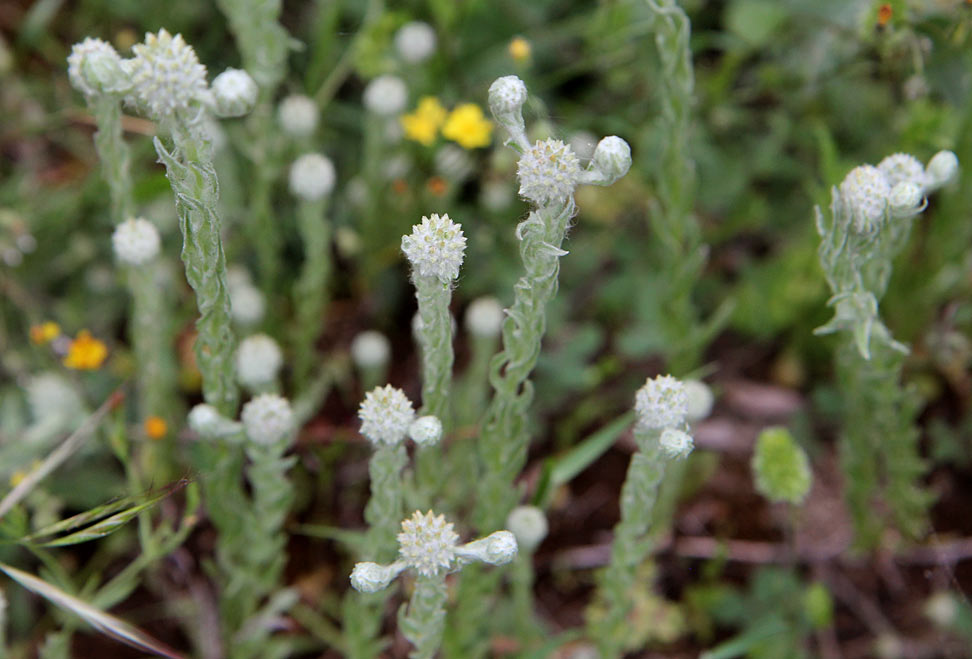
[{"xmin": 0, "ymin": 562, "xmax": 184, "ymax": 659}]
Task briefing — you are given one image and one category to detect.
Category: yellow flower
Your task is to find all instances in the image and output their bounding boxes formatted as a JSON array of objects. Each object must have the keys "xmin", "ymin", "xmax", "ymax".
[
  {"xmin": 30, "ymin": 321, "xmax": 61, "ymax": 345},
  {"xmin": 508, "ymin": 37, "xmax": 531, "ymax": 62},
  {"xmin": 144, "ymin": 415, "xmax": 168, "ymax": 440},
  {"xmin": 442, "ymin": 103, "xmax": 493, "ymax": 149},
  {"xmin": 63, "ymin": 330, "xmax": 108, "ymax": 370},
  {"xmin": 401, "ymin": 96, "xmax": 447, "ymax": 146}
]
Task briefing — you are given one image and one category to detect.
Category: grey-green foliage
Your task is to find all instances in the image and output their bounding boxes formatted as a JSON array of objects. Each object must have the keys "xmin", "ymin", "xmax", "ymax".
[
  {"xmin": 751, "ymin": 427, "xmax": 812, "ymax": 505},
  {"xmin": 292, "ymin": 197, "xmax": 332, "ymax": 391},
  {"xmin": 398, "ymin": 574, "xmax": 448, "ymax": 659},
  {"xmin": 215, "ymin": 0, "xmax": 290, "ymax": 90}
]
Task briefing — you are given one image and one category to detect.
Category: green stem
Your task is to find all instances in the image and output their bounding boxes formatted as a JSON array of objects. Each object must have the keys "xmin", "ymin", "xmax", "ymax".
[
  {"xmin": 399, "ymin": 574, "xmax": 448, "ymax": 659},
  {"xmin": 363, "ymin": 444, "xmax": 408, "ymax": 562},
  {"xmin": 90, "ymin": 95, "xmax": 134, "ymax": 223},
  {"xmin": 292, "ymin": 197, "xmax": 332, "ymax": 391}
]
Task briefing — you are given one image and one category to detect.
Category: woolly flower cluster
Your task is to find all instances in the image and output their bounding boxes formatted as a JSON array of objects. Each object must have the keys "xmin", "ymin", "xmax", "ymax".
[
  {"xmin": 635, "ymin": 375, "xmax": 695, "ymax": 460},
  {"xmin": 127, "ymin": 29, "xmax": 209, "ymax": 121},
  {"xmin": 112, "ymin": 218, "xmax": 160, "ymax": 265},
  {"xmin": 289, "ymin": 153, "xmax": 336, "ymax": 201},
  {"xmin": 401, "ymin": 213, "xmax": 466, "ymax": 283},
  {"xmin": 517, "ymin": 139, "xmax": 582, "ymax": 206},
  {"xmin": 241, "ymin": 393, "xmax": 293, "ymax": 447},
  {"xmin": 839, "ymin": 165, "xmax": 892, "ymax": 233},
  {"xmin": 278, "ymin": 94, "xmax": 319, "ymax": 137},
  {"xmin": 235, "ymin": 334, "xmax": 283, "ymax": 390},
  {"xmin": 67, "ymin": 38, "xmax": 130, "ymax": 97},
  {"xmin": 210, "ymin": 68, "xmax": 257, "ymax": 118},
  {"xmin": 358, "ymin": 385, "xmax": 416, "ymax": 446}
]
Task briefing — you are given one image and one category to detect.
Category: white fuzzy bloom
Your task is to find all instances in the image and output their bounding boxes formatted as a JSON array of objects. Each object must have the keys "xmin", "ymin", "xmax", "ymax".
[
  {"xmin": 67, "ymin": 38, "xmax": 131, "ymax": 97},
  {"xmin": 587, "ymin": 136, "xmax": 632, "ymax": 185},
  {"xmin": 235, "ymin": 334, "xmax": 283, "ymax": 389},
  {"xmin": 925, "ymin": 150, "xmax": 959, "ymax": 190},
  {"xmin": 112, "ymin": 218, "xmax": 161, "ymax": 265},
  {"xmin": 394, "ymin": 21, "xmax": 437, "ymax": 63},
  {"xmin": 358, "ymin": 385, "xmax": 415, "ymax": 446},
  {"xmin": 401, "ymin": 213, "xmax": 466, "ymax": 283},
  {"xmin": 888, "ymin": 181, "xmax": 923, "ymax": 216},
  {"xmin": 350, "ymin": 330, "xmax": 391, "ymax": 369},
  {"xmin": 488, "ymin": 75, "xmax": 528, "ymax": 129},
  {"xmin": 877, "ymin": 153, "xmax": 924, "ymax": 189},
  {"xmin": 465, "ymin": 296, "xmax": 505, "ymax": 338},
  {"xmin": 241, "ymin": 393, "xmax": 293, "ymax": 446},
  {"xmin": 127, "ymin": 29, "xmax": 208, "ymax": 121},
  {"xmin": 363, "ymin": 75, "xmax": 407, "ymax": 116},
  {"xmin": 210, "ymin": 68, "xmax": 257, "ymax": 117},
  {"xmin": 455, "ymin": 530, "xmax": 518, "ymax": 566},
  {"xmin": 229, "ymin": 282, "xmax": 265, "ymax": 326},
  {"xmin": 408, "ymin": 415, "xmax": 443, "ymax": 447},
  {"xmin": 517, "ymin": 139, "xmax": 581, "ymax": 205},
  {"xmin": 659, "ymin": 428, "xmax": 694, "ymax": 460},
  {"xmin": 289, "ymin": 153, "xmax": 336, "ymax": 201},
  {"xmin": 27, "ymin": 373, "xmax": 83, "ymax": 424},
  {"xmin": 187, "ymin": 403, "xmax": 242, "ymax": 438},
  {"xmin": 350, "ymin": 561, "xmax": 406, "ymax": 593},
  {"xmin": 839, "ymin": 165, "xmax": 891, "ymax": 234},
  {"xmin": 684, "ymin": 380, "xmax": 714, "ymax": 422},
  {"xmin": 277, "ymin": 94, "xmax": 319, "ymax": 137},
  {"xmin": 506, "ymin": 505, "xmax": 548, "ymax": 551},
  {"xmin": 635, "ymin": 374, "xmax": 688, "ymax": 431},
  {"xmin": 397, "ymin": 510, "xmax": 459, "ymax": 577}
]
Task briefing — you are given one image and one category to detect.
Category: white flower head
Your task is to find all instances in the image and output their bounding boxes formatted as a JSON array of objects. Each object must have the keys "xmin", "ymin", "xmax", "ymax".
[
  {"xmin": 112, "ymin": 218, "xmax": 160, "ymax": 265},
  {"xmin": 888, "ymin": 181, "xmax": 924, "ymax": 217},
  {"xmin": 408, "ymin": 415, "xmax": 443, "ymax": 447},
  {"xmin": 684, "ymin": 379, "xmax": 714, "ymax": 422},
  {"xmin": 401, "ymin": 213, "xmax": 466, "ymax": 283},
  {"xmin": 350, "ymin": 561, "xmax": 406, "ymax": 593},
  {"xmin": 505, "ymin": 505, "xmax": 548, "ymax": 551},
  {"xmin": 229, "ymin": 282, "xmax": 265, "ymax": 326},
  {"xmin": 127, "ymin": 29, "xmax": 208, "ymax": 121},
  {"xmin": 358, "ymin": 385, "xmax": 415, "ymax": 446},
  {"xmin": 235, "ymin": 334, "xmax": 283, "ymax": 390},
  {"xmin": 187, "ymin": 403, "xmax": 242, "ymax": 439},
  {"xmin": 839, "ymin": 165, "xmax": 891, "ymax": 234},
  {"xmin": 635, "ymin": 375, "xmax": 688, "ymax": 431},
  {"xmin": 350, "ymin": 330, "xmax": 390, "ymax": 369},
  {"xmin": 394, "ymin": 21, "xmax": 437, "ymax": 63},
  {"xmin": 241, "ymin": 393, "xmax": 293, "ymax": 446},
  {"xmin": 587, "ymin": 136, "xmax": 632, "ymax": 186},
  {"xmin": 517, "ymin": 139, "xmax": 581, "ymax": 206},
  {"xmin": 363, "ymin": 74, "xmax": 407, "ymax": 116},
  {"xmin": 488, "ymin": 75, "xmax": 528, "ymax": 131},
  {"xmin": 289, "ymin": 153, "xmax": 336, "ymax": 201},
  {"xmin": 455, "ymin": 530, "xmax": 518, "ymax": 566},
  {"xmin": 277, "ymin": 94, "xmax": 319, "ymax": 137},
  {"xmin": 925, "ymin": 150, "xmax": 959, "ymax": 191},
  {"xmin": 210, "ymin": 68, "xmax": 257, "ymax": 118},
  {"xmin": 659, "ymin": 427, "xmax": 694, "ymax": 460},
  {"xmin": 877, "ymin": 153, "xmax": 924, "ymax": 189},
  {"xmin": 397, "ymin": 510, "xmax": 459, "ymax": 577},
  {"xmin": 67, "ymin": 38, "xmax": 131, "ymax": 97},
  {"xmin": 465, "ymin": 296, "xmax": 505, "ymax": 338}
]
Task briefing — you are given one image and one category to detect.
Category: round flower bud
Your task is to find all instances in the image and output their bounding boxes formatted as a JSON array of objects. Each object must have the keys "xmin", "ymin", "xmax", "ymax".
[
  {"xmin": 684, "ymin": 379, "xmax": 714, "ymax": 422},
  {"xmin": 397, "ymin": 510, "xmax": 459, "ymax": 577},
  {"xmin": 277, "ymin": 94, "xmax": 319, "ymax": 138},
  {"xmin": 588, "ymin": 136, "xmax": 632, "ymax": 185},
  {"xmin": 408, "ymin": 415, "xmax": 443, "ymax": 447},
  {"xmin": 112, "ymin": 218, "xmax": 161, "ymax": 265},
  {"xmin": 289, "ymin": 153, "xmax": 336, "ymax": 201},
  {"xmin": 394, "ymin": 21, "xmax": 437, "ymax": 63},
  {"xmin": 634, "ymin": 375, "xmax": 688, "ymax": 431},
  {"xmin": 517, "ymin": 139, "xmax": 581, "ymax": 206},
  {"xmin": 210, "ymin": 68, "xmax": 257, "ymax": 117},
  {"xmin": 235, "ymin": 333, "xmax": 283, "ymax": 390},
  {"xmin": 358, "ymin": 385, "xmax": 415, "ymax": 446},
  {"xmin": 877, "ymin": 153, "xmax": 924, "ymax": 188},
  {"xmin": 363, "ymin": 75, "xmax": 407, "ymax": 116},
  {"xmin": 68, "ymin": 38, "xmax": 131, "ymax": 97},
  {"xmin": 888, "ymin": 181, "xmax": 923, "ymax": 216},
  {"xmin": 350, "ymin": 330, "xmax": 390, "ymax": 369},
  {"xmin": 187, "ymin": 403, "xmax": 242, "ymax": 438},
  {"xmin": 456, "ymin": 530, "xmax": 518, "ymax": 566},
  {"xmin": 488, "ymin": 75, "xmax": 528, "ymax": 128},
  {"xmin": 229, "ymin": 282, "xmax": 265, "ymax": 326},
  {"xmin": 924, "ymin": 150, "xmax": 958, "ymax": 190},
  {"xmin": 127, "ymin": 29, "xmax": 208, "ymax": 121},
  {"xmin": 240, "ymin": 393, "xmax": 293, "ymax": 446},
  {"xmin": 659, "ymin": 428, "xmax": 694, "ymax": 460},
  {"xmin": 924, "ymin": 591, "xmax": 957, "ymax": 628},
  {"xmin": 506, "ymin": 505, "xmax": 548, "ymax": 551},
  {"xmin": 839, "ymin": 165, "xmax": 891, "ymax": 234},
  {"xmin": 401, "ymin": 213, "xmax": 466, "ymax": 283},
  {"xmin": 465, "ymin": 296, "xmax": 505, "ymax": 338},
  {"xmin": 350, "ymin": 561, "xmax": 405, "ymax": 593}
]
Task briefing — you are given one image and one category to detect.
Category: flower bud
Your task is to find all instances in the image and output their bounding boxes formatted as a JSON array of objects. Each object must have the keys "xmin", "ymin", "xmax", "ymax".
[
  {"xmin": 289, "ymin": 153, "xmax": 336, "ymax": 201},
  {"xmin": 456, "ymin": 530, "xmax": 518, "ymax": 566},
  {"xmin": 229, "ymin": 281, "xmax": 265, "ymax": 326},
  {"xmin": 924, "ymin": 150, "xmax": 958, "ymax": 190},
  {"xmin": 465, "ymin": 296, "xmax": 505, "ymax": 338},
  {"xmin": 488, "ymin": 75, "xmax": 528, "ymax": 130},
  {"xmin": 210, "ymin": 68, "xmax": 257, "ymax": 117},
  {"xmin": 235, "ymin": 333, "xmax": 283, "ymax": 390},
  {"xmin": 188, "ymin": 403, "xmax": 242, "ymax": 438},
  {"xmin": 684, "ymin": 379, "xmax": 714, "ymax": 422},
  {"xmin": 68, "ymin": 38, "xmax": 131, "ymax": 97},
  {"xmin": 888, "ymin": 181, "xmax": 923, "ymax": 217},
  {"xmin": 363, "ymin": 75, "xmax": 407, "ymax": 116},
  {"xmin": 112, "ymin": 218, "xmax": 161, "ymax": 265},
  {"xmin": 408, "ymin": 415, "xmax": 443, "ymax": 447},
  {"xmin": 277, "ymin": 94, "xmax": 319, "ymax": 137},
  {"xmin": 394, "ymin": 21, "xmax": 437, "ymax": 63},
  {"xmin": 505, "ymin": 505, "xmax": 548, "ymax": 551},
  {"xmin": 659, "ymin": 428, "xmax": 694, "ymax": 460},
  {"xmin": 350, "ymin": 330, "xmax": 390, "ymax": 369},
  {"xmin": 241, "ymin": 393, "xmax": 293, "ymax": 447},
  {"xmin": 358, "ymin": 385, "xmax": 415, "ymax": 446},
  {"xmin": 587, "ymin": 136, "xmax": 632, "ymax": 185},
  {"xmin": 350, "ymin": 561, "xmax": 406, "ymax": 593}
]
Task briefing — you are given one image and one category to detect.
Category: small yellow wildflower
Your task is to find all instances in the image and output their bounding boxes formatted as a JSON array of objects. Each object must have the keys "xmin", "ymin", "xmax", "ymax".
[
  {"xmin": 401, "ymin": 96, "xmax": 447, "ymax": 146},
  {"xmin": 30, "ymin": 321, "xmax": 61, "ymax": 345},
  {"xmin": 144, "ymin": 415, "xmax": 168, "ymax": 440},
  {"xmin": 63, "ymin": 330, "xmax": 108, "ymax": 370},
  {"xmin": 508, "ymin": 36, "xmax": 531, "ymax": 62},
  {"xmin": 442, "ymin": 104, "xmax": 493, "ymax": 149}
]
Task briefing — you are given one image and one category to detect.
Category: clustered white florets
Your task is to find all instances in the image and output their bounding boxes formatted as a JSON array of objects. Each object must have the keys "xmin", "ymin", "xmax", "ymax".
[
  {"xmin": 394, "ymin": 21, "xmax": 437, "ymax": 63},
  {"xmin": 241, "ymin": 393, "xmax": 293, "ymax": 446},
  {"xmin": 228, "ymin": 276, "xmax": 266, "ymax": 326},
  {"xmin": 68, "ymin": 38, "xmax": 130, "ymax": 97},
  {"xmin": 277, "ymin": 94, "xmax": 319, "ymax": 137},
  {"xmin": 877, "ymin": 153, "xmax": 924, "ymax": 189},
  {"xmin": 235, "ymin": 333, "xmax": 283, "ymax": 390},
  {"xmin": 289, "ymin": 153, "xmax": 336, "ymax": 201},
  {"xmin": 210, "ymin": 68, "xmax": 258, "ymax": 118},
  {"xmin": 401, "ymin": 213, "xmax": 467, "ymax": 283},
  {"xmin": 635, "ymin": 375, "xmax": 688, "ymax": 431},
  {"xmin": 126, "ymin": 29, "xmax": 209, "ymax": 121},
  {"xmin": 517, "ymin": 139, "xmax": 582, "ymax": 206},
  {"xmin": 488, "ymin": 75, "xmax": 528, "ymax": 125},
  {"xmin": 363, "ymin": 74, "xmax": 407, "ymax": 116},
  {"xmin": 839, "ymin": 164, "xmax": 892, "ymax": 233},
  {"xmin": 659, "ymin": 428, "xmax": 694, "ymax": 460},
  {"xmin": 112, "ymin": 217, "xmax": 161, "ymax": 265},
  {"xmin": 358, "ymin": 385, "xmax": 416, "ymax": 446},
  {"xmin": 398, "ymin": 510, "xmax": 460, "ymax": 577}
]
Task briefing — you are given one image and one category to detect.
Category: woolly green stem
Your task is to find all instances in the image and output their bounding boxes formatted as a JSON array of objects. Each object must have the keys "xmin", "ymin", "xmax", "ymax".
[
  {"xmin": 475, "ymin": 199, "xmax": 573, "ymax": 532},
  {"xmin": 90, "ymin": 95, "xmax": 134, "ymax": 223},
  {"xmin": 154, "ymin": 125, "xmax": 238, "ymax": 416},
  {"xmin": 292, "ymin": 197, "xmax": 332, "ymax": 391},
  {"xmin": 215, "ymin": 0, "xmax": 289, "ymax": 91},
  {"xmin": 399, "ymin": 574, "xmax": 448, "ymax": 659},
  {"xmin": 364, "ymin": 444, "xmax": 408, "ymax": 562}
]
